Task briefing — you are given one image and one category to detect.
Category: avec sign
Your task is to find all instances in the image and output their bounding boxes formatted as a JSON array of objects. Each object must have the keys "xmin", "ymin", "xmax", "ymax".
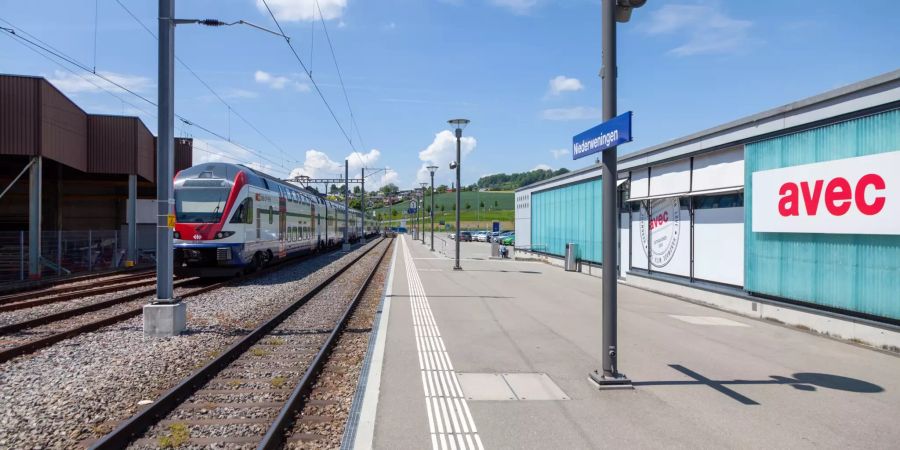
[{"xmin": 752, "ymin": 151, "xmax": 899, "ymax": 235}]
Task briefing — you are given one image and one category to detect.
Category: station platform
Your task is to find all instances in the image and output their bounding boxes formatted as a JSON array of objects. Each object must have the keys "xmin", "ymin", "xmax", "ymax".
[{"xmin": 353, "ymin": 235, "xmax": 900, "ymax": 449}]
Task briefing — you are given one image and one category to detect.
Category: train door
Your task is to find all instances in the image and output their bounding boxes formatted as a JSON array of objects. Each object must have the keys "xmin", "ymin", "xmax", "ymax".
[{"xmin": 279, "ymin": 189, "xmax": 287, "ymax": 258}]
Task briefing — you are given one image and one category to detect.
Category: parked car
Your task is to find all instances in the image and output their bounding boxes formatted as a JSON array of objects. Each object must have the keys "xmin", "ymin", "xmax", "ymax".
[
  {"xmin": 500, "ymin": 234, "xmax": 515, "ymax": 246},
  {"xmin": 460, "ymin": 231, "xmax": 473, "ymax": 242},
  {"xmin": 474, "ymin": 231, "xmax": 491, "ymax": 242},
  {"xmin": 493, "ymin": 231, "xmax": 514, "ymax": 243}
]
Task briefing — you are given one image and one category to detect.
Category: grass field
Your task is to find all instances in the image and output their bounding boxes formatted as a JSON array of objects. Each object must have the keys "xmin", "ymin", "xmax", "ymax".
[{"xmin": 374, "ymin": 191, "xmax": 513, "ymax": 216}]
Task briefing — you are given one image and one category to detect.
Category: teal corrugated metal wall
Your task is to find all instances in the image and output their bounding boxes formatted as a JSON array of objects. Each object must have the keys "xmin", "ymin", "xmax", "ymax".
[
  {"xmin": 745, "ymin": 109, "xmax": 900, "ymax": 320},
  {"xmin": 531, "ymin": 178, "xmax": 602, "ymax": 262}
]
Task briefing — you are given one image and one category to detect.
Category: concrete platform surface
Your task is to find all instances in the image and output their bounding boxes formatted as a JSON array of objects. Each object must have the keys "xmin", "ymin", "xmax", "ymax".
[{"xmin": 364, "ymin": 236, "xmax": 900, "ymax": 449}]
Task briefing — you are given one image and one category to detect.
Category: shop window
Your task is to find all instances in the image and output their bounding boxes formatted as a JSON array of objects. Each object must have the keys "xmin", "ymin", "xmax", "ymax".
[{"xmin": 693, "ymin": 193, "xmax": 744, "ymax": 209}]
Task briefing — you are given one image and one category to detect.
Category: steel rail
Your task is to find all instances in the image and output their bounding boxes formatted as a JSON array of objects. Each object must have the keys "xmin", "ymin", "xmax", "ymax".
[
  {"xmin": 0, "ymin": 277, "xmax": 159, "ymax": 312},
  {"xmin": 0, "ymin": 241, "xmax": 369, "ymax": 364},
  {"xmin": 0, "ymin": 268, "xmax": 154, "ymax": 302},
  {"xmin": 259, "ymin": 238, "xmax": 391, "ymax": 449},
  {"xmin": 0, "ymin": 278, "xmax": 196, "ymax": 335},
  {"xmin": 89, "ymin": 237, "xmax": 387, "ymax": 450}
]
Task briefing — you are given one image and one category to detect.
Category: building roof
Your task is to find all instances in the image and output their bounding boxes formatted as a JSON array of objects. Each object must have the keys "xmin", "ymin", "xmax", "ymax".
[{"xmin": 517, "ymin": 69, "xmax": 900, "ymax": 193}]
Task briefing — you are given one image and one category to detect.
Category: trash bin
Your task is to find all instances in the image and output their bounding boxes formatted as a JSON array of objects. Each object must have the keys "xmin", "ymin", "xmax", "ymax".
[
  {"xmin": 491, "ymin": 242, "xmax": 501, "ymax": 258},
  {"xmin": 565, "ymin": 243, "xmax": 578, "ymax": 271}
]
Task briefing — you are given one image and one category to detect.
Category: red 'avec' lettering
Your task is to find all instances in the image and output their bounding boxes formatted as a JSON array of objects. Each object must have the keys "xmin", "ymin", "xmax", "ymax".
[{"xmin": 777, "ymin": 174, "xmax": 886, "ymax": 217}]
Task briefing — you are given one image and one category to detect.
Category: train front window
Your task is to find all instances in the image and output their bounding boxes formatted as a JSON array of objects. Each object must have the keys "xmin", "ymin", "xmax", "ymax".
[{"xmin": 175, "ymin": 187, "xmax": 229, "ymax": 223}]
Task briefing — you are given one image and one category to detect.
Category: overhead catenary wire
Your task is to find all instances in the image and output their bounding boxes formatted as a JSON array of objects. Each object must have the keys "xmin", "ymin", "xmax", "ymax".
[
  {"xmin": 260, "ymin": 0, "xmax": 365, "ymax": 170},
  {"xmin": 0, "ymin": 17, "xmax": 289, "ymax": 175},
  {"xmin": 114, "ymin": 0, "xmax": 290, "ymax": 170},
  {"xmin": 315, "ymin": 0, "xmax": 367, "ymax": 155}
]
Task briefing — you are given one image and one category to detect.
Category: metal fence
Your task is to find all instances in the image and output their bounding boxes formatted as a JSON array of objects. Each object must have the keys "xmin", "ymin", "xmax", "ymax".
[{"xmin": 0, "ymin": 229, "xmax": 155, "ymax": 283}]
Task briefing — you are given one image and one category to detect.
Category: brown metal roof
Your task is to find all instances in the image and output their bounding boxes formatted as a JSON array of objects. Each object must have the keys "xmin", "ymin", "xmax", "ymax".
[
  {"xmin": 0, "ymin": 75, "xmax": 87, "ymax": 171},
  {"xmin": 1, "ymin": 74, "xmax": 192, "ymax": 181}
]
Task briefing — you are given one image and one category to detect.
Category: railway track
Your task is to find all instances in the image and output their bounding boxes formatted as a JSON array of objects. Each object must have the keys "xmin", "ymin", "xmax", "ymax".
[
  {"xmin": 0, "ymin": 241, "xmax": 373, "ymax": 365},
  {"xmin": 0, "ymin": 270, "xmax": 156, "ymax": 309},
  {"xmin": 89, "ymin": 237, "xmax": 392, "ymax": 449}
]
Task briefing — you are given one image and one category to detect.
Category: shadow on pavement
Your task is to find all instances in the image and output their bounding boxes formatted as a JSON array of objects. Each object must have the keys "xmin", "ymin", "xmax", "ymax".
[{"xmin": 631, "ymin": 364, "xmax": 884, "ymax": 405}]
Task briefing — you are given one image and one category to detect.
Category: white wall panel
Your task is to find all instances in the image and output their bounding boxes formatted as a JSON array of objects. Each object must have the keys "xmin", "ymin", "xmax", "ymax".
[
  {"xmin": 630, "ymin": 168, "xmax": 649, "ymax": 199},
  {"xmin": 692, "ymin": 146, "xmax": 744, "ymax": 191},
  {"xmin": 630, "ymin": 208, "xmax": 647, "ymax": 270},
  {"xmin": 649, "ymin": 159, "xmax": 691, "ymax": 196},
  {"xmin": 645, "ymin": 198, "xmax": 691, "ymax": 277},
  {"xmin": 694, "ymin": 207, "xmax": 744, "ymax": 286},
  {"xmin": 620, "ymin": 212, "xmax": 630, "ymax": 277}
]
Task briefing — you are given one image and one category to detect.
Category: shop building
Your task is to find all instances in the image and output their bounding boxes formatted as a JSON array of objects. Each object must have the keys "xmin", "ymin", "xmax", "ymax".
[{"xmin": 515, "ymin": 70, "xmax": 900, "ymax": 338}]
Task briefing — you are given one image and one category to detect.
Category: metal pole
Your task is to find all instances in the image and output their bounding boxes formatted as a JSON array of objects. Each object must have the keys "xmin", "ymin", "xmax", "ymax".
[
  {"xmin": 343, "ymin": 160, "xmax": 349, "ymax": 249},
  {"xmin": 88, "ymin": 229, "xmax": 93, "ymax": 272},
  {"xmin": 128, "ymin": 174, "xmax": 137, "ymax": 265},
  {"xmin": 28, "ymin": 156, "xmax": 42, "ymax": 279},
  {"xmin": 593, "ymin": 0, "xmax": 628, "ymax": 385},
  {"xmin": 361, "ymin": 168, "xmax": 366, "ymax": 244},
  {"xmin": 155, "ymin": 0, "xmax": 175, "ymax": 302},
  {"xmin": 454, "ymin": 129, "xmax": 462, "ymax": 270},
  {"xmin": 19, "ymin": 231, "xmax": 24, "ymax": 281},
  {"xmin": 430, "ymin": 172, "xmax": 435, "ymax": 251}
]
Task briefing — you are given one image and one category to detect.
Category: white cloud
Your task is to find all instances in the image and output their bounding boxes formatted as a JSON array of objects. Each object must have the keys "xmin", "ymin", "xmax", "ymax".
[
  {"xmin": 533, "ymin": 164, "xmax": 552, "ymax": 171},
  {"xmin": 541, "ymin": 106, "xmax": 602, "ymax": 121},
  {"xmin": 550, "ymin": 148, "xmax": 568, "ymax": 159},
  {"xmin": 288, "ymin": 148, "xmax": 395, "ymax": 189},
  {"xmin": 256, "ymin": 0, "xmax": 347, "ymax": 22},
  {"xmin": 490, "ymin": 0, "xmax": 538, "ymax": 14},
  {"xmin": 548, "ymin": 75, "xmax": 583, "ymax": 96},
  {"xmin": 416, "ymin": 130, "xmax": 477, "ymax": 185},
  {"xmin": 255, "ymin": 70, "xmax": 310, "ymax": 92},
  {"xmin": 642, "ymin": 3, "xmax": 754, "ymax": 56},
  {"xmin": 48, "ymin": 70, "xmax": 151, "ymax": 95},
  {"xmin": 254, "ymin": 70, "xmax": 290, "ymax": 89}
]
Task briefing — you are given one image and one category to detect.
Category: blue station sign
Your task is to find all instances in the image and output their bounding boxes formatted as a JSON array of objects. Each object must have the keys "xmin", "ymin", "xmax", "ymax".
[{"xmin": 572, "ymin": 111, "xmax": 633, "ymax": 160}]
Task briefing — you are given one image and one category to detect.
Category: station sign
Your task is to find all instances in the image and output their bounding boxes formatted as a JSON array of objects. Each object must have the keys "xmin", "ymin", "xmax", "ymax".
[
  {"xmin": 572, "ymin": 111, "xmax": 633, "ymax": 160},
  {"xmin": 492, "ymin": 221, "xmax": 500, "ymax": 232},
  {"xmin": 751, "ymin": 151, "xmax": 899, "ymax": 235}
]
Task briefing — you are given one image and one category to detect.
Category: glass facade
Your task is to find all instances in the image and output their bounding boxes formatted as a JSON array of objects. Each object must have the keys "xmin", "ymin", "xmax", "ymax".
[
  {"xmin": 531, "ymin": 178, "xmax": 602, "ymax": 263},
  {"xmin": 745, "ymin": 109, "xmax": 900, "ymax": 320}
]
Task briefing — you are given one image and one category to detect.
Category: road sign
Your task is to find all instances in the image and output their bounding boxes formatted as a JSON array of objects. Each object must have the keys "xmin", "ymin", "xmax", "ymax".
[
  {"xmin": 410, "ymin": 200, "xmax": 418, "ymax": 209},
  {"xmin": 572, "ymin": 111, "xmax": 632, "ymax": 160},
  {"xmin": 492, "ymin": 221, "xmax": 500, "ymax": 232},
  {"xmin": 408, "ymin": 208, "xmax": 417, "ymax": 214}
]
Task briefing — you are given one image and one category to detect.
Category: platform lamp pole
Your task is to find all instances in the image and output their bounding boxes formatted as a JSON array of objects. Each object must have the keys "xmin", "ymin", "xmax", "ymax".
[
  {"xmin": 448, "ymin": 118, "xmax": 469, "ymax": 270},
  {"xmin": 420, "ymin": 183, "xmax": 428, "ymax": 244},
  {"xmin": 591, "ymin": 0, "xmax": 645, "ymax": 388},
  {"xmin": 428, "ymin": 165, "xmax": 438, "ymax": 251}
]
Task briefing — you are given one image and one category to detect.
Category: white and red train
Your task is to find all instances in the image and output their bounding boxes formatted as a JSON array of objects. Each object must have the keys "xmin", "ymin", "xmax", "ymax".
[{"xmin": 173, "ymin": 162, "xmax": 377, "ymax": 276}]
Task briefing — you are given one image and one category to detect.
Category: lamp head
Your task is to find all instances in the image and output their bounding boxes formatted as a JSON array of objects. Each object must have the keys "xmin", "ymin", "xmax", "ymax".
[
  {"xmin": 427, "ymin": 165, "xmax": 438, "ymax": 176},
  {"xmin": 449, "ymin": 161, "xmax": 458, "ymax": 170},
  {"xmin": 615, "ymin": 0, "xmax": 646, "ymax": 22}
]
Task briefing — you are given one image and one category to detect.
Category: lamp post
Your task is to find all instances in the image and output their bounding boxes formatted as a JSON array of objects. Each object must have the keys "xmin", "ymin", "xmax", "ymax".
[
  {"xmin": 448, "ymin": 118, "xmax": 469, "ymax": 270},
  {"xmin": 420, "ymin": 183, "xmax": 428, "ymax": 244},
  {"xmin": 427, "ymin": 165, "xmax": 438, "ymax": 251}
]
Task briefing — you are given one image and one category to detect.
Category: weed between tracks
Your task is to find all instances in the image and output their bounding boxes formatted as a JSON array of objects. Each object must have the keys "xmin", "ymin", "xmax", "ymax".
[{"xmin": 157, "ymin": 422, "xmax": 189, "ymax": 448}]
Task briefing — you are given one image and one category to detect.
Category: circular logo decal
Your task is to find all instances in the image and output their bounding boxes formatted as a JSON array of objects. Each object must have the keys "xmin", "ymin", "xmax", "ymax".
[{"xmin": 638, "ymin": 197, "xmax": 681, "ymax": 268}]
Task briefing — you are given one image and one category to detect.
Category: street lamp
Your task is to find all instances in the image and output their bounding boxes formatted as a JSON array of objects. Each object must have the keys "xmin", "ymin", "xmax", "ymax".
[
  {"xmin": 448, "ymin": 118, "xmax": 470, "ymax": 270},
  {"xmin": 427, "ymin": 165, "xmax": 438, "ymax": 251},
  {"xmin": 420, "ymin": 182, "xmax": 428, "ymax": 244}
]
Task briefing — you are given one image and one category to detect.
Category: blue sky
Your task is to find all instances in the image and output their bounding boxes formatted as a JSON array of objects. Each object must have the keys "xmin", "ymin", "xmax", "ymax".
[{"xmin": 1, "ymin": 0, "xmax": 898, "ymax": 189}]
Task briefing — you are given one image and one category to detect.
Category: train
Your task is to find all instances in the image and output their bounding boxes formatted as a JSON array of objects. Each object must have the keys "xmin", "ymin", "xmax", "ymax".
[{"xmin": 172, "ymin": 162, "xmax": 378, "ymax": 276}]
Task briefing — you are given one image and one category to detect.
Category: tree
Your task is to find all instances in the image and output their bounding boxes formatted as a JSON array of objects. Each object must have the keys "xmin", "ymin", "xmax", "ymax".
[
  {"xmin": 380, "ymin": 183, "xmax": 399, "ymax": 195},
  {"xmin": 353, "ymin": 186, "xmax": 361, "ymax": 195},
  {"xmin": 465, "ymin": 202, "xmax": 471, "ymax": 210},
  {"xmin": 452, "ymin": 204, "xmax": 456, "ymax": 211},
  {"xmin": 437, "ymin": 184, "xmax": 449, "ymax": 193},
  {"xmin": 329, "ymin": 184, "xmax": 339, "ymax": 195},
  {"xmin": 440, "ymin": 204, "xmax": 446, "ymax": 212},
  {"xmin": 479, "ymin": 201, "xmax": 485, "ymax": 209},
  {"xmin": 494, "ymin": 200, "xmax": 499, "ymax": 208}
]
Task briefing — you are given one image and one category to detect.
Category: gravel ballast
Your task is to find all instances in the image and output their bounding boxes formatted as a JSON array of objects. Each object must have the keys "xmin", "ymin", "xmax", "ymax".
[{"xmin": 0, "ymin": 240, "xmax": 382, "ymax": 449}]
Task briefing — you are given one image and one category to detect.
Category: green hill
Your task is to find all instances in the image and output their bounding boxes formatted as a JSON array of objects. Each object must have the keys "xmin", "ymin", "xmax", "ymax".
[{"xmin": 373, "ymin": 191, "xmax": 512, "ymax": 216}]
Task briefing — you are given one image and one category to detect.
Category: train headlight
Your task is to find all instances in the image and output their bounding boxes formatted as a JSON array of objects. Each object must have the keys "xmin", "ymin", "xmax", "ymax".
[
  {"xmin": 214, "ymin": 231, "xmax": 235, "ymax": 239},
  {"xmin": 173, "ymin": 231, "xmax": 181, "ymax": 239}
]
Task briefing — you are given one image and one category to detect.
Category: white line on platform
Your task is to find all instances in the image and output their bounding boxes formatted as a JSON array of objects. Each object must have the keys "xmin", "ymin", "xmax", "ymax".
[
  {"xmin": 351, "ymin": 240, "xmax": 400, "ymax": 450},
  {"xmin": 402, "ymin": 236, "xmax": 484, "ymax": 450}
]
